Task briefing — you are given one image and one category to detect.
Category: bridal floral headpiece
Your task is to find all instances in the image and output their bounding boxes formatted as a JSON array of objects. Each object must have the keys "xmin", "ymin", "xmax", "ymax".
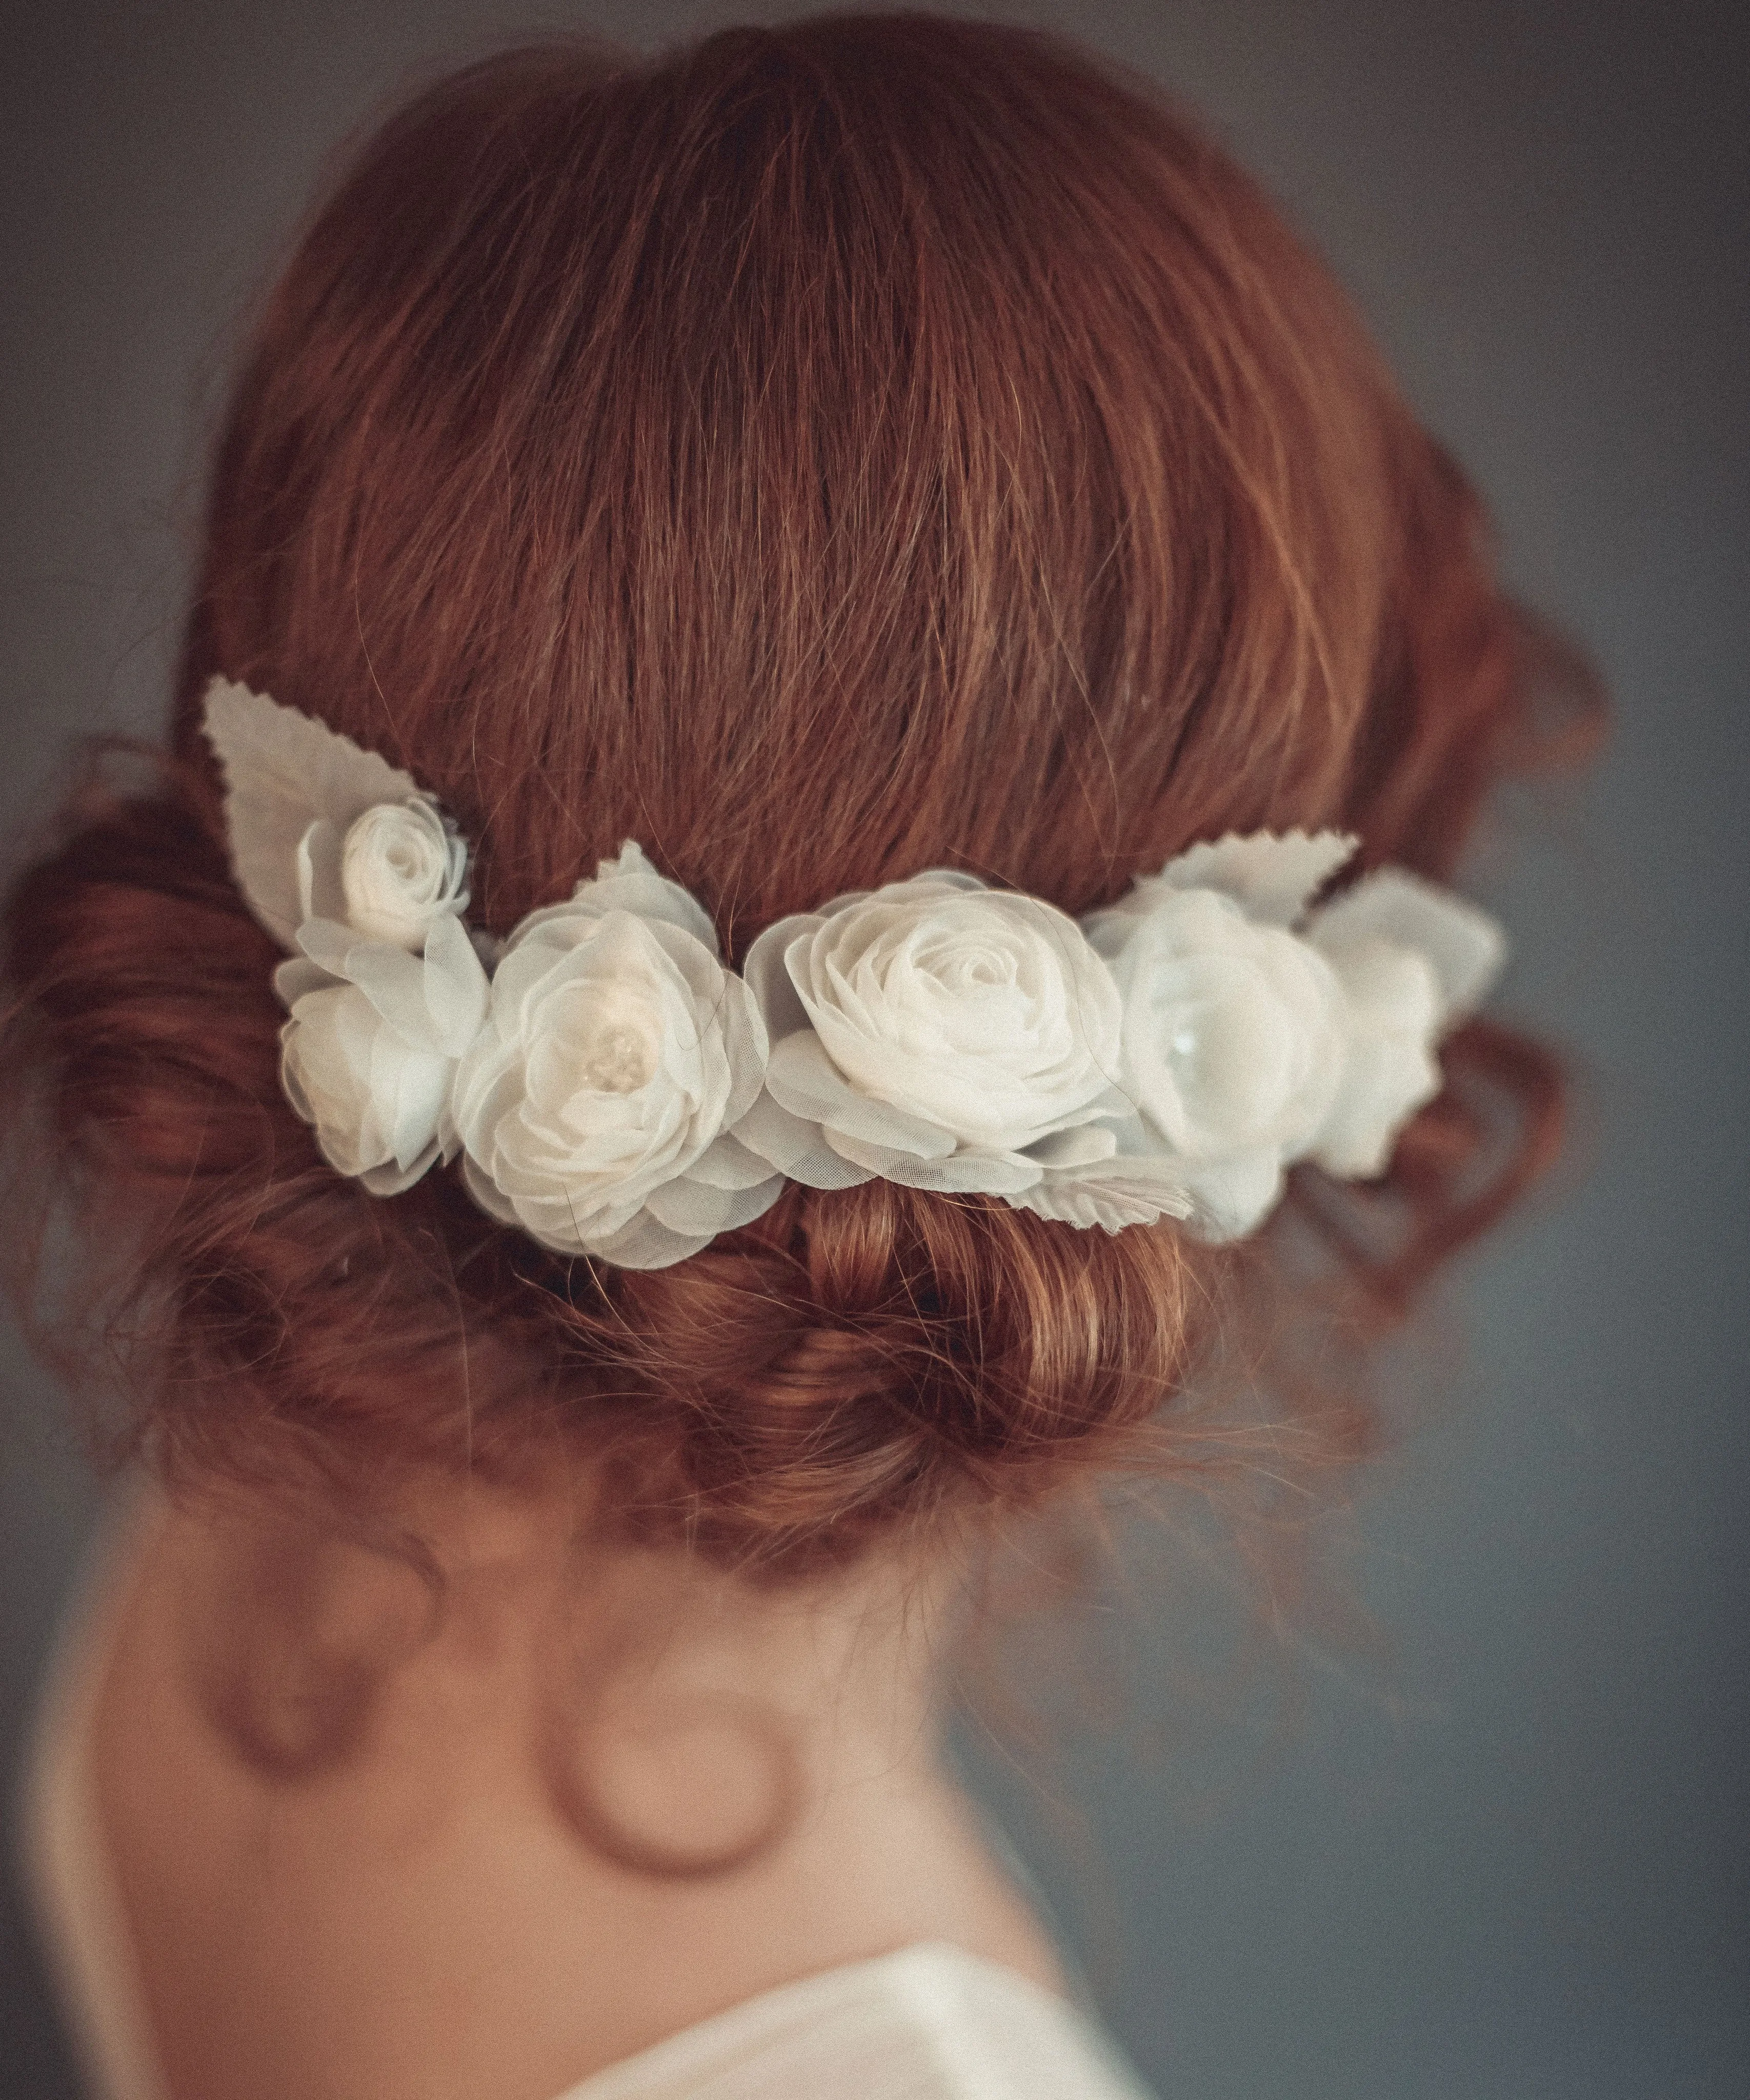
[{"xmin": 204, "ymin": 679, "xmax": 1506, "ymax": 1271}]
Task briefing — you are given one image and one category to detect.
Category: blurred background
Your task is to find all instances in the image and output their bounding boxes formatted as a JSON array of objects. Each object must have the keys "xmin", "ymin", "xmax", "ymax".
[{"xmin": 2, "ymin": 2, "xmax": 1744, "ymax": 2094}]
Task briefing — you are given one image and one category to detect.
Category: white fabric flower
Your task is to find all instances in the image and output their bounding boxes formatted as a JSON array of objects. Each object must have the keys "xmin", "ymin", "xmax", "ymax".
[
  {"xmin": 203, "ymin": 677, "xmax": 433, "ymax": 951},
  {"xmin": 205, "ymin": 682, "xmax": 1511, "ymax": 1259},
  {"xmin": 275, "ymin": 912, "xmax": 490, "ymax": 1195},
  {"xmin": 290, "ymin": 797, "xmax": 470, "ymax": 951},
  {"xmin": 1081, "ymin": 833, "xmax": 1365, "ymax": 1240},
  {"xmin": 1085, "ymin": 838, "xmax": 1507, "ymax": 1227},
  {"xmin": 738, "ymin": 871, "xmax": 1127, "ymax": 1198},
  {"xmin": 451, "ymin": 844, "xmax": 778, "ymax": 1269},
  {"xmin": 1088, "ymin": 887, "xmax": 1348, "ymax": 1238},
  {"xmin": 1306, "ymin": 867, "xmax": 1507, "ymax": 1177},
  {"xmin": 1304, "ymin": 940, "xmax": 1443, "ymax": 1177}
]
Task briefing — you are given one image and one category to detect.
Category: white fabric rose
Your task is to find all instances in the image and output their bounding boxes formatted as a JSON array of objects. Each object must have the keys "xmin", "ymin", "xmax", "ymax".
[
  {"xmin": 451, "ymin": 844, "xmax": 779, "ymax": 1269},
  {"xmin": 294, "ymin": 795, "xmax": 470, "ymax": 951},
  {"xmin": 1088, "ymin": 889, "xmax": 1347, "ymax": 1238},
  {"xmin": 1304, "ymin": 940, "xmax": 1442, "ymax": 1177},
  {"xmin": 204, "ymin": 677, "xmax": 433, "ymax": 952},
  {"xmin": 1081, "ymin": 831, "xmax": 1360, "ymax": 1238},
  {"xmin": 275, "ymin": 912, "xmax": 490, "ymax": 1195},
  {"xmin": 205, "ymin": 683, "xmax": 1512, "ymax": 1259},
  {"xmin": 738, "ymin": 872, "xmax": 1128, "ymax": 1199},
  {"xmin": 1305, "ymin": 867, "xmax": 1507, "ymax": 1177}
]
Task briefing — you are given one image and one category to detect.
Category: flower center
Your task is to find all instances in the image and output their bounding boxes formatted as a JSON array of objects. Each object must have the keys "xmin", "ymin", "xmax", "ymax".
[
  {"xmin": 384, "ymin": 837, "xmax": 430, "ymax": 881},
  {"xmin": 579, "ymin": 1018, "xmax": 658, "ymax": 1094}
]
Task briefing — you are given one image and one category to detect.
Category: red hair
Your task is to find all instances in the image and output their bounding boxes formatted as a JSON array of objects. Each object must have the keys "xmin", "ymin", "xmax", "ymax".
[{"xmin": 2, "ymin": 16, "xmax": 1597, "ymax": 1579}]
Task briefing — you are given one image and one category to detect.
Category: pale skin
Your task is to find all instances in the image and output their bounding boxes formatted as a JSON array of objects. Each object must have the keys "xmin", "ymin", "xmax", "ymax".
[{"xmin": 89, "ymin": 1472, "xmax": 1064, "ymax": 2100}]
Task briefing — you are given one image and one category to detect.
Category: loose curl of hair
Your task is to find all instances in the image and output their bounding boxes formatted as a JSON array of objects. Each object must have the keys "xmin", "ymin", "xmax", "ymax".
[{"xmin": 3, "ymin": 16, "xmax": 1598, "ymax": 1608}]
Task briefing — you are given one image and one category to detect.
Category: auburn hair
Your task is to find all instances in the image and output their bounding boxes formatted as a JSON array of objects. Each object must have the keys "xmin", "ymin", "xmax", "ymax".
[{"xmin": 2, "ymin": 15, "xmax": 1597, "ymax": 1579}]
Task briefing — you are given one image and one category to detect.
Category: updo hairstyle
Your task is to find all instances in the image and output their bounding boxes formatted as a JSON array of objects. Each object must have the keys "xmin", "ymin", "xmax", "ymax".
[{"xmin": 1, "ymin": 15, "xmax": 1596, "ymax": 1581}]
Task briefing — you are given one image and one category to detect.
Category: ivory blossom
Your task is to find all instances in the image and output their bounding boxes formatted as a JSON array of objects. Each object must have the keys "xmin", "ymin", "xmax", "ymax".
[
  {"xmin": 337, "ymin": 799, "xmax": 470, "ymax": 948},
  {"xmin": 738, "ymin": 872, "xmax": 1127, "ymax": 1197},
  {"xmin": 1306, "ymin": 867, "xmax": 1508, "ymax": 1177},
  {"xmin": 291, "ymin": 795, "xmax": 471, "ymax": 952},
  {"xmin": 449, "ymin": 844, "xmax": 779, "ymax": 1268},
  {"xmin": 1088, "ymin": 886, "xmax": 1347, "ymax": 1238},
  {"xmin": 206, "ymin": 681, "xmax": 1508, "ymax": 1263},
  {"xmin": 275, "ymin": 911, "xmax": 489, "ymax": 1194}
]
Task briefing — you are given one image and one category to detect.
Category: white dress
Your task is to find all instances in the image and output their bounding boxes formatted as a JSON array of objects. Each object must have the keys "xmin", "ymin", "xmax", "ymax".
[{"xmin": 20, "ymin": 1494, "xmax": 1156, "ymax": 2100}]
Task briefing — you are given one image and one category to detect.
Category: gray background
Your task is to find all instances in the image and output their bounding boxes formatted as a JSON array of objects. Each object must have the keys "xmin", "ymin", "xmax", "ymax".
[{"xmin": 2, "ymin": 1, "xmax": 1745, "ymax": 2094}]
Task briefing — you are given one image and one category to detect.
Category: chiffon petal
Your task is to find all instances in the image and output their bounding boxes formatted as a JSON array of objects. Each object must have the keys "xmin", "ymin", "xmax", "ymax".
[
  {"xmin": 643, "ymin": 1167, "xmax": 784, "ymax": 1237},
  {"xmin": 1309, "ymin": 869, "xmax": 1506, "ymax": 1020},
  {"xmin": 357, "ymin": 1143, "xmax": 443, "ymax": 1197},
  {"xmin": 733, "ymin": 1091, "xmax": 874, "ymax": 1189},
  {"xmin": 689, "ymin": 1127, "xmax": 787, "ymax": 1190},
  {"xmin": 296, "ymin": 819, "xmax": 347, "ymax": 924},
  {"xmin": 827, "ymin": 1132, "xmax": 1041, "ymax": 1195},
  {"xmin": 512, "ymin": 841, "xmax": 719, "ymax": 955},
  {"xmin": 1023, "ymin": 1123, "xmax": 1119, "ymax": 1170},
  {"xmin": 766, "ymin": 1035, "xmax": 955, "ymax": 1159},
  {"xmin": 742, "ymin": 919, "xmax": 817, "ymax": 1042},
  {"xmin": 586, "ymin": 1210, "xmax": 713, "ymax": 1271},
  {"xmin": 1180, "ymin": 1150, "xmax": 1284, "ymax": 1242},
  {"xmin": 273, "ymin": 956, "xmax": 334, "ymax": 1006}
]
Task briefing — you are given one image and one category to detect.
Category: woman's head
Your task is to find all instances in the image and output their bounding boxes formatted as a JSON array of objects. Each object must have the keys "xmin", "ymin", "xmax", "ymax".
[{"xmin": 3, "ymin": 15, "xmax": 1587, "ymax": 1578}]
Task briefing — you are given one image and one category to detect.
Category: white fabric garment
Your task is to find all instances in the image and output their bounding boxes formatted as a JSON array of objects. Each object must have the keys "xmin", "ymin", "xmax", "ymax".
[{"xmin": 19, "ymin": 1491, "xmax": 1156, "ymax": 2100}]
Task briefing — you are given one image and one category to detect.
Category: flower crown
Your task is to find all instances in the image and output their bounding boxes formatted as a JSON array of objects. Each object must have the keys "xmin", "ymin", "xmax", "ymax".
[{"xmin": 204, "ymin": 679, "xmax": 1506, "ymax": 1271}]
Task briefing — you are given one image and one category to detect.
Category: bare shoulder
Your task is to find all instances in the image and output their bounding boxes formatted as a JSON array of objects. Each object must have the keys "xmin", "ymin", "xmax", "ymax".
[{"xmin": 87, "ymin": 1500, "xmax": 1061, "ymax": 2100}]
